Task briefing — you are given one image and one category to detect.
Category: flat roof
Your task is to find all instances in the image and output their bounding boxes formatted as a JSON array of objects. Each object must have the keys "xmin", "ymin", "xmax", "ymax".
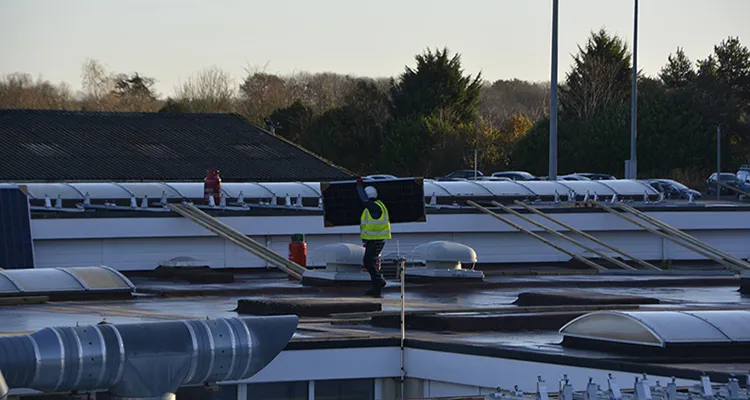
[{"xmin": 2, "ymin": 274, "xmax": 749, "ymax": 379}]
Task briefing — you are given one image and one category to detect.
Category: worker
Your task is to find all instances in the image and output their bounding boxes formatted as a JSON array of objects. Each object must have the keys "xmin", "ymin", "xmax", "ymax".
[{"xmin": 356, "ymin": 177, "xmax": 390, "ymax": 296}]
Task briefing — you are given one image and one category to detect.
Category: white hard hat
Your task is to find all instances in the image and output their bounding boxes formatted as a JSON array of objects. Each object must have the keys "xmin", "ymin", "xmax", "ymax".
[{"xmin": 364, "ymin": 186, "xmax": 378, "ymax": 199}]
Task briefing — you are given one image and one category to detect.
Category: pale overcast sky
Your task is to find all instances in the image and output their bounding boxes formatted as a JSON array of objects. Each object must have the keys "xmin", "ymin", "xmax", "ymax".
[{"xmin": 2, "ymin": 0, "xmax": 748, "ymax": 97}]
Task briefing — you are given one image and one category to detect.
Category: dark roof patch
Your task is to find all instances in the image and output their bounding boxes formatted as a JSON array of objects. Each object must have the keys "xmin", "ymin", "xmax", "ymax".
[{"xmin": 0, "ymin": 109, "xmax": 352, "ymax": 182}]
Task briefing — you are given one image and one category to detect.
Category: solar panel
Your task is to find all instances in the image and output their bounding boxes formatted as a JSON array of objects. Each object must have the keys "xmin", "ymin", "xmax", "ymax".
[
  {"xmin": 321, "ymin": 178, "xmax": 426, "ymax": 227},
  {"xmin": 0, "ymin": 187, "xmax": 35, "ymax": 269}
]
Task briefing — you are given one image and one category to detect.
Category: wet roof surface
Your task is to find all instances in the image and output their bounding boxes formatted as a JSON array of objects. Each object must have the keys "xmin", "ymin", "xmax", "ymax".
[{"xmin": 3, "ymin": 274, "xmax": 750, "ymax": 378}]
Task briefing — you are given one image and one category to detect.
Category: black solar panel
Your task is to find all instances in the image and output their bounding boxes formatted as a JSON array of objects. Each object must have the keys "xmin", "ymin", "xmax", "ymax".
[
  {"xmin": 321, "ymin": 178, "xmax": 426, "ymax": 227},
  {"xmin": 0, "ymin": 188, "xmax": 35, "ymax": 269}
]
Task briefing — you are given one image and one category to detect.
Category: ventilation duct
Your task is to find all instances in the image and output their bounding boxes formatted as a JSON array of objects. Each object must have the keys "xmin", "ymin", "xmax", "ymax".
[
  {"xmin": 0, "ymin": 370, "xmax": 7, "ymax": 400},
  {"xmin": 0, "ymin": 315, "xmax": 298, "ymax": 399}
]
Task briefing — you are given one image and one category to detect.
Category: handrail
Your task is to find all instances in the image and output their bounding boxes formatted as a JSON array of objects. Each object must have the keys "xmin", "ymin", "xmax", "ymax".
[
  {"xmin": 616, "ymin": 202, "xmax": 750, "ymax": 270},
  {"xmin": 467, "ymin": 200, "xmax": 607, "ymax": 271},
  {"xmin": 181, "ymin": 204, "xmax": 306, "ymax": 276},
  {"xmin": 590, "ymin": 201, "xmax": 745, "ymax": 273},
  {"xmin": 708, "ymin": 179, "xmax": 750, "ymax": 198},
  {"xmin": 490, "ymin": 201, "xmax": 635, "ymax": 270},
  {"xmin": 512, "ymin": 200, "xmax": 660, "ymax": 271},
  {"xmin": 169, "ymin": 204, "xmax": 305, "ymax": 279}
]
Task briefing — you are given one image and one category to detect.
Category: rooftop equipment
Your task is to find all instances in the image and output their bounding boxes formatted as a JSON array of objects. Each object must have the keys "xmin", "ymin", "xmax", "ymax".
[
  {"xmin": 0, "ymin": 370, "xmax": 7, "ymax": 400},
  {"xmin": 0, "ymin": 315, "xmax": 298, "ymax": 399},
  {"xmin": 560, "ymin": 310, "xmax": 750, "ymax": 359},
  {"xmin": 13, "ymin": 179, "xmax": 662, "ymax": 213},
  {"xmin": 301, "ymin": 243, "xmax": 372, "ymax": 286},
  {"xmin": 405, "ymin": 241, "xmax": 485, "ymax": 282},
  {"xmin": 0, "ymin": 266, "xmax": 135, "ymax": 299}
]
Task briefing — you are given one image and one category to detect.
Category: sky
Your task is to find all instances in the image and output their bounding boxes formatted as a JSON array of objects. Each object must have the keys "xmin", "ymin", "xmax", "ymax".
[{"xmin": 2, "ymin": 0, "xmax": 749, "ymax": 97}]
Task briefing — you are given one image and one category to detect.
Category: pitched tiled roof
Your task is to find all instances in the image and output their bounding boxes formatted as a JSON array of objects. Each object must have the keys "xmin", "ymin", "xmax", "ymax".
[{"xmin": 0, "ymin": 109, "xmax": 353, "ymax": 182}]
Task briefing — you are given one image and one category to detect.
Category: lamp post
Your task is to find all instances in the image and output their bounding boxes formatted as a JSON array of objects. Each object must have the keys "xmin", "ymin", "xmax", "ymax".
[
  {"xmin": 549, "ymin": 0, "xmax": 559, "ymax": 180},
  {"xmin": 627, "ymin": 0, "xmax": 639, "ymax": 179}
]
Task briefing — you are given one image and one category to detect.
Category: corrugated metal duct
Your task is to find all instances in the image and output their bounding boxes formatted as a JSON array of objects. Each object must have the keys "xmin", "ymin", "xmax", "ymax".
[
  {"xmin": 0, "ymin": 315, "xmax": 298, "ymax": 399},
  {"xmin": 0, "ymin": 370, "xmax": 7, "ymax": 400}
]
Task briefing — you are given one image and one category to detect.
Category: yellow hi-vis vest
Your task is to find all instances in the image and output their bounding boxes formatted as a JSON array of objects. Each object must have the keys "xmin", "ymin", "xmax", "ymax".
[{"xmin": 360, "ymin": 200, "xmax": 391, "ymax": 240}]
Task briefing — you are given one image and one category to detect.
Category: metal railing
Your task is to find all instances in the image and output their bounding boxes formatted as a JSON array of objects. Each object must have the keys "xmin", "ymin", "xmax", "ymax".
[{"xmin": 168, "ymin": 203, "xmax": 306, "ymax": 279}]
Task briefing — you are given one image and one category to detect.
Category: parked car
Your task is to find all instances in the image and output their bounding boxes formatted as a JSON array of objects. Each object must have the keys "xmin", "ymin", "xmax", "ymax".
[
  {"xmin": 364, "ymin": 174, "xmax": 398, "ymax": 180},
  {"xmin": 558, "ymin": 174, "xmax": 592, "ymax": 181},
  {"xmin": 467, "ymin": 176, "xmax": 512, "ymax": 181},
  {"xmin": 491, "ymin": 171, "xmax": 536, "ymax": 181},
  {"xmin": 438, "ymin": 170, "xmax": 484, "ymax": 181},
  {"xmin": 705, "ymin": 172, "xmax": 739, "ymax": 195},
  {"xmin": 736, "ymin": 165, "xmax": 750, "ymax": 196},
  {"xmin": 571, "ymin": 173, "xmax": 617, "ymax": 180},
  {"xmin": 645, "ymin": 179, "xmax": 702, "ymax": 200}
]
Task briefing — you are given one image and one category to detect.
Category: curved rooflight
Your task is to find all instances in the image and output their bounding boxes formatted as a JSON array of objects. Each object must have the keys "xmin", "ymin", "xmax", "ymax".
[
  {"xmin": 428, "ymin": 181, "xmax": 494, "ymax": 197},
  {"xmin": 518, "ymin": 181, "xmax": 576, "ymax": 197},
  {"xmin": 15, "ymin": 179, "xmax": 662, "ymax": 202},
  {"xmin": 163, "ymin": 182, "xmax": 230, "ymax": 199},
  {"xmin": 469, "ymin": 181, "xmax": 535, "ymax": 197},
  {"xmin": 23, "ymin": 183, "xmax": 85, "ymax": 200},
  {"xmin": 117, "ymin": 182, "xmax": 183, "ymax": 199},
  {"xmin": 219, "ymin": 182, "xmax": 275, "ymax": 198},
  {"xmin": 259, "ymin": 182, "xmax": 322, "ymax": 198},
  {"xmin": 560, "ymin": 310, "xmax": 750, "ymax": 348},
  {"xmin": 601, "ymin": 179, "xmax": 657, "ymax": 194},
  {"xmin": 67, "ymin": 182, "xmax": 132, "ymax": 200},
  {"xmin": 551, "ymin": 180, "xmax": 616, "ymax": 196},
  {"xmin": 423, "ymin": 181, "xmax": 452, "ymax": 197},
  {"xmin": 0, "ymin": 266, "xmax": 135, "ymax": 296}
]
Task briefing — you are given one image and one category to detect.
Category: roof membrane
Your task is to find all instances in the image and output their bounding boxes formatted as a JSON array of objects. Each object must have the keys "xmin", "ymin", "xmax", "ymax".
[
  {"xmin": 0, "ymin": 266, "xmax": 135, "ymax": 295},
  {"xmin": 560, "ymin": 310, "xmax": 750, "ymax": 347}
]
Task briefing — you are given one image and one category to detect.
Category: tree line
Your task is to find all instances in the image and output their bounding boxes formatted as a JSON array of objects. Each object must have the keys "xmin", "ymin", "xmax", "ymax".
[{"xmin": 1, "ymin": 29, "xmax": 748, "ymax": 186}]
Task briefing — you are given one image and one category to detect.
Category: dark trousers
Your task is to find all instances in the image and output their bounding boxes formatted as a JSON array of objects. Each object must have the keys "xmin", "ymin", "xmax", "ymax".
[{"xmin": 362, "ymin": 239, "xmax": 386, "ymax": 287}]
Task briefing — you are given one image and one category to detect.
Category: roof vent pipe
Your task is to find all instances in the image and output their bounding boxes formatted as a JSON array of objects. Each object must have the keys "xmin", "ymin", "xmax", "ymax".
[
  {"xmin": 0, "ymin": 315, "xmax": 298, "ymax": 399},
  {"xmin": 0, "ymin": 370, "xmax": 7, "ymax": 400}
]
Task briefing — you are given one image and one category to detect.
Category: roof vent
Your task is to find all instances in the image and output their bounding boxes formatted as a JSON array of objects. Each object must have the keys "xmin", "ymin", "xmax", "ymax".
[
  {"xmin": 311, "ymin": 243, "xmax": 364, "ymax": 272},
  {"xmin": 158, "ymin": 256, "xmax": 209, "ymax": 268},
  {"xmin": 411, "ymin": 241, "xmax": 477, "ymax": 270}
]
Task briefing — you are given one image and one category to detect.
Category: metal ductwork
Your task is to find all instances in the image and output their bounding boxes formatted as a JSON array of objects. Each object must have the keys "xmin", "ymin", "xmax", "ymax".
[
  {"xmin": 0, "ymin": 369, "xmax": 8, "ymax": 400},
  {"xmin": 0, "ymin": 315, "xmax": 298, "ymax": 399}
]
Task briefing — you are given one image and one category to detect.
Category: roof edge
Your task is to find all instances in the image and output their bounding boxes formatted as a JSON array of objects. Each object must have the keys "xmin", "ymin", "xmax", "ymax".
[{"xmin": 232, "ymin": 113, "xmax": 357, "ymax": 179}]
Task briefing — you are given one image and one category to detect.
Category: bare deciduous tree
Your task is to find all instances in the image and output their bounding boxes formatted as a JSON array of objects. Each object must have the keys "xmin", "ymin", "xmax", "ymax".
[
  {"xmin": 80, "ymin": 59, "xmax": 113, "ymax": 107},
  {"xmin": 0, "ymin": 73, "xmax": 74, "ymax": 109},
  {"xmin": 174, "ymin": 66, "xmax": 235, "ymax": 113}
]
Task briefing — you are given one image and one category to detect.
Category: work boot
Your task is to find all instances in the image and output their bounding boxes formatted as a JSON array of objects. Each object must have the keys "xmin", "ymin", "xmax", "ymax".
[{"xmin": 365, "ymin": 286, "xmax": 382, "ymax": 297}]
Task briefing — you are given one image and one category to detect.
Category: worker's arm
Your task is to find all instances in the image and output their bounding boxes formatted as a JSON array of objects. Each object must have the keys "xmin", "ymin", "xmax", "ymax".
[
  {"xmin": 356, "ymin": 178, "xmax": 382, "ymax": 219},
  {"xmin": 356, "ymin": 178, "xmax": 368, "ymax": 205}
]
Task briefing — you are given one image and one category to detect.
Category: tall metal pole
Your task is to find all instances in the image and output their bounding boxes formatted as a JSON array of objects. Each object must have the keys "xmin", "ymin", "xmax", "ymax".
[
  {"xmin": 717, "ymin": 125, "xmax": 721, "ymax": 200},
  {"xmin": 629, "ymin": 0, "xmax": 639, "ymax": 179},
  {"xmin": 549, "ymin": 0, "xmax": 559, "ymax": 180}
]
